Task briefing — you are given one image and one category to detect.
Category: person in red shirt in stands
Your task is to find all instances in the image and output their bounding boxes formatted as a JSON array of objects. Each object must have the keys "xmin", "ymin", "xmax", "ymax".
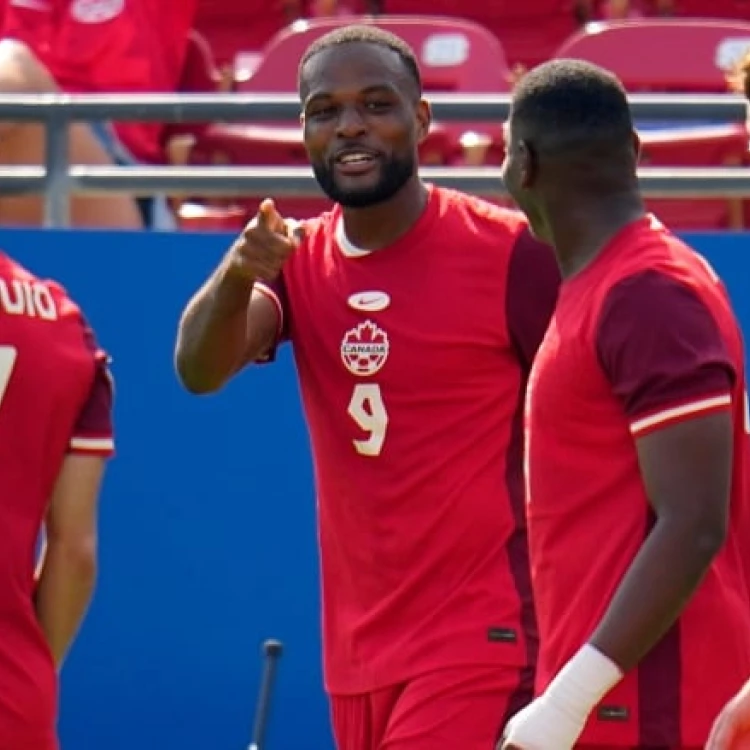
[
  {"xmin": 499, "ymin": 58, "xmax": 750, "ymax": 750},
  {"xmin": 175, "ymin": 24, "xmax": 560, "ymax": 750},
  {"xmin": 0, "ymin": 249, "xmax": 115, "ymax": 750},
  {"xmin": 0, "ymin": 0, "xmax": 200, "ymax": 229}
]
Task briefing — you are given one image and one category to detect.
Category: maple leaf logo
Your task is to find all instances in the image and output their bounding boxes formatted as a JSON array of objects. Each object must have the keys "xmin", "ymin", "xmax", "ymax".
[{"xmin": 340, "ymin": 321, "xmax": 390, "ymax": 376}]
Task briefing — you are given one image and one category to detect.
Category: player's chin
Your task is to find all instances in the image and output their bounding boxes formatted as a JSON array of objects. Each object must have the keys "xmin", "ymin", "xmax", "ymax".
[{"xmin": 333, "ymin": 167, "xmax": 382, "ymax": 193}]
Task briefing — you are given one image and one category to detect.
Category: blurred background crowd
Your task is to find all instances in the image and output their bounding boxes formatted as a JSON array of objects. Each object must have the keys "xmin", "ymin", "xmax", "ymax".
[{"xmin": 0, "ymin": 0, "xmax": 748, "ymax": 233}]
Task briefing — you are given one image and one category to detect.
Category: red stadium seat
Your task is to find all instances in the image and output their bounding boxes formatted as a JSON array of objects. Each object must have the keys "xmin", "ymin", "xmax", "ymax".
[
  {"xmin": 554, "ymin": 18, "xmax": 750, "ymax": 92},
  {"xmin": 554, "ymin": 20, "xmax": 750, "ymax": 230},
  {"xmin": 240, "ymin": 16, "xmax": 513, "ymax": 93},
  {"xmin": 384, "ymin": 0, "xmax": 577, "ymax": 69},
  {"xmin": 638, "ymin": 124, "xmax": 750, "ymax": 230}
]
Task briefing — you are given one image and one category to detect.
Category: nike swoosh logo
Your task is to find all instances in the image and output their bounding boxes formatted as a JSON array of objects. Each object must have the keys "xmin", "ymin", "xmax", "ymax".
[
  {"xmin": 347, "ymin": 291, "xmax": 391, "ymax": 312},
  {"xmin": 10, "ymin": 0, "xmax": 51, "ymax": 10}
]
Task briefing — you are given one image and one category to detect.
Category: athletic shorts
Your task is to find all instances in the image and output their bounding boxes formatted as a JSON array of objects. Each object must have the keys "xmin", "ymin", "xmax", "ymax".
[
  {"xmin": 330, "ymin": 664, "xmax": 532, "ymax": 750},
  {"xmin": 577, "ymin": 746, "xmax": 698, "ymax": 749}
]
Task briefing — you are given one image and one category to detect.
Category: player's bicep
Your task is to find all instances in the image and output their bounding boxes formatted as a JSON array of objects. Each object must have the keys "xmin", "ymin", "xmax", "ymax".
[
  {"xmin": 597, "ymin": 270, "xmax": 735, "ymax": 524},
  {"xmin": 45, "ymin": 454, "xmax": 106, "ymax": 545},
  {"xmin": 244, "ymin": 282, "xmax": 287, "ymax": 365},
  {"xmin": 635, "ymin": 411, "xmax": 733, "ymax": 529}
]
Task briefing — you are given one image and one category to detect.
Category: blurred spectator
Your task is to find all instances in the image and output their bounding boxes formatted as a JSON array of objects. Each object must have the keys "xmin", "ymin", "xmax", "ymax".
[
  {"xmin": 574, "ymin": 0, "xmax": 674, "ymax": 23},
  {"xmin": 652, "ymin": 0, "xmax": 676, "ymax": 15},
  {"xmin": 0, "ymin": 0, "xmax": 204, "ymax": 229},
  {"xmin": 282, "ymin": 0, "xmax": 382, "ymax": 20},
  {"xmin": 601, "ymin": 0, "xmax": 645, "ymax": 18},
  {"xmin": 310, "ymin": 0, "xmax": 356, "ymax": 17},
  {"xmin": 727, "ymin": 48, "xmax": 750, "ymax": 99}
]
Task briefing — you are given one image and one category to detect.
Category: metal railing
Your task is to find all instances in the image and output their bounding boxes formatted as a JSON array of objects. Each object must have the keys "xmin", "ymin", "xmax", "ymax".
[{"xmin": 0, "ymin": 92, "xmax": 747, "ymax": 228}]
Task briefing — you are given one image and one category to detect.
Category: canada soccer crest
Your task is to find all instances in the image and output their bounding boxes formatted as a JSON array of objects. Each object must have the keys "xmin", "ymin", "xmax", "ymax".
[{"xmin": 340, "ymin": 320, "xmax": 389, "ymax": 377}]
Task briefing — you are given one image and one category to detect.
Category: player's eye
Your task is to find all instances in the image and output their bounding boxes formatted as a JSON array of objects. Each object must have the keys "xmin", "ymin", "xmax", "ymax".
[
  {"xmin": 364, "ymin": 100, "xmax": 392, "ymax": 112},
  {"xmin": 308, "ymin": 105, "xmax": 337, "ymax": 119}
]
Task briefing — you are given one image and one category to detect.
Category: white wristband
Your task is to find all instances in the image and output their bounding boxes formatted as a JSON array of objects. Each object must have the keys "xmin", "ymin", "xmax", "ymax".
[{"xmin": 545, "ymin": 643, "xmax": 624, "ymax": 723}]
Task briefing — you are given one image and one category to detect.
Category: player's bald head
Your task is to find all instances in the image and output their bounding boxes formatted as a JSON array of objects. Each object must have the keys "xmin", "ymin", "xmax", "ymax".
[{"xmin": 509, "ymin": 59, "xmax": 635, "ymax": 159}]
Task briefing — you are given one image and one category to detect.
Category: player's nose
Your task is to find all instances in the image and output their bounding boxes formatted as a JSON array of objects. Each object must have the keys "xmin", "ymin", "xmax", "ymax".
[{"xmin": 335, "ymin": 105, "xmax": 367, "ymax": 139}]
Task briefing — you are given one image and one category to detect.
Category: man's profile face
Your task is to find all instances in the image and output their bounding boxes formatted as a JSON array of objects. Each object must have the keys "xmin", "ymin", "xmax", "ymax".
[{"xmin": 500, "ymin": 117, "xmax": 549, "ymax": 242}]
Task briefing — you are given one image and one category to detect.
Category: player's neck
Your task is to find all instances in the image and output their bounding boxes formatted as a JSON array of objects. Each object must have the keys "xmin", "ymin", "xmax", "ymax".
[
  {"xmin": 548, "ymin": 193, "xmax": 645, "ymax": 279},
  {"xmin": 340, "ymin": 179, "xmax": 428, "ymax": 251}
]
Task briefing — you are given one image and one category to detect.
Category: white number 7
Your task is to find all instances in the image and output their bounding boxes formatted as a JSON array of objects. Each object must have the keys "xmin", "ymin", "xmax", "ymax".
[
  {"xmin": 0, "ymin": 346, "xmax": 17, "ymax": 410},
  {"xmin": 348, "ymin": 383, "xmax": 389, "ymax": 457}
]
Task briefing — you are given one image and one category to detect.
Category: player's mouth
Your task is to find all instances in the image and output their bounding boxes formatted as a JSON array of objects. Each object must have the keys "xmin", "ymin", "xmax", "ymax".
[{"xmin": 333, "ymin": 148, "xmax": 380, "ymax": 176}]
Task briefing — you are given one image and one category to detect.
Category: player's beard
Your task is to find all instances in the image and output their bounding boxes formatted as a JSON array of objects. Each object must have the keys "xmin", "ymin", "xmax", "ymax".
[{"xmin": 312, "ymin": 153, "xmax": 415, "ymax": 208}]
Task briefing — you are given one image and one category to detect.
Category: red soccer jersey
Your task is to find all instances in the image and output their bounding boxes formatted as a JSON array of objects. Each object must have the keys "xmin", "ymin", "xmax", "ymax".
[
  {"xmin": 257, "ymin": 185, "xmax": 560, "ymax": 694},
  {"xmin": 1, "ymin": 0, "xmax": 198, "ymax": 163},
  {"xmin": 526, "ymin": 215, "xmax": 750, "ymax": 747},
  {"xmin": 0, "ymin": 252, "xmax": 114, "ymax": 750}
]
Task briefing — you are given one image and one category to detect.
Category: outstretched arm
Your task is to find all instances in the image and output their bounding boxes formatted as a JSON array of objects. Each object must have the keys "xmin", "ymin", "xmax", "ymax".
[{"xmin": 175, "ymin": 200, "xmax": 297, "ymax": 394}]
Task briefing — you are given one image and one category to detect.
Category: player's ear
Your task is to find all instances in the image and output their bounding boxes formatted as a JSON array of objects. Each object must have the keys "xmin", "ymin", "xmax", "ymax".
[
  {"xmin": 631, "ymin": 128, "xmax": 641, "ymax": 164},
  {"xmin": 415, "ymin": 98, "xmax": 431, "ymax": 143},
  {"xmin": 518, "ymin": 139, "xmax": 537, "ymax": 189}
]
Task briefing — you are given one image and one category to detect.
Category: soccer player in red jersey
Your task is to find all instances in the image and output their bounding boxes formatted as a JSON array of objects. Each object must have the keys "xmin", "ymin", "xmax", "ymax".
[
  {"xmin": 0, "ymin": 252, "xmax": 114, "ymax": 750},
  {"xmin": 498, "ymin": 59, "xmax": 750, "ymax": 750},
  {"xmin": 175, "ymin": 25, "xmax": 561, "ymax": 750}
]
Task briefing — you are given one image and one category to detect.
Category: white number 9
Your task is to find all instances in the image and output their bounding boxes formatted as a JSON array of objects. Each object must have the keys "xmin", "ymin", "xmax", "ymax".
[{"xmin": 348, "ymin": 383, "xmax": 389, "ymax": 457}]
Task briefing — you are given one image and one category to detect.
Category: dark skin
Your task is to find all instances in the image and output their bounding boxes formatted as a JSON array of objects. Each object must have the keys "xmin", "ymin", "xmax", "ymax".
[
  {"xmin": 174, "ymin": 42, "xmax": 431, "ymax": 393},
  {"xmin": 300, "ymin": 42, "xmax": 431, "ymax": 248},
  {"xmin": 501, "ymin": 116, "xmax": 732, "ymax": 746}
]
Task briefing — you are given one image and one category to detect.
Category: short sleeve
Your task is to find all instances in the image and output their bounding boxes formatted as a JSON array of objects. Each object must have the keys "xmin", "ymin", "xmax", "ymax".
[
  {"xmin": 506, "ymin": 228, "xmax": 561, "ymax": 372},
  {"xmin": 596, "ymin": 270, "xmax": 735, "ymax": 438},
  {"xmin": 253, "ymin": 272, "xmax": 290, "ymax": 364},
  {"xmin": 68, "ymin": 324, "xmax": 115, "ymax": 457}
]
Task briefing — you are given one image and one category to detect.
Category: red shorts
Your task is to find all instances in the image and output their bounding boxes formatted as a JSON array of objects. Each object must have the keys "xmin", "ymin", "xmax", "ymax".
[
  {"xmin": 330, "ymin": 664, "xmax": 532, "ymax": 750},
  {"xmin": 577, "ymin": 746, "xmax": 696, "ymax": 749}
]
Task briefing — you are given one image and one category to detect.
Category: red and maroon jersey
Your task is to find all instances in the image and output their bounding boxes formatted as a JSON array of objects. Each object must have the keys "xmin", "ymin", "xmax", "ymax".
[
  {"xmin": 257, "ymin": 185, "xmax": 561, "ymax": 694},
  {"xmin": 1, "ymin": 0, "xmax": 197, "ymax": 163},
  {"xmin": 0, "ymin": 251, "xmax": 114, "ymax": 750},
  {"xmin": 526, "ymin": 215, "xmax": 750, "ymax": 747}
]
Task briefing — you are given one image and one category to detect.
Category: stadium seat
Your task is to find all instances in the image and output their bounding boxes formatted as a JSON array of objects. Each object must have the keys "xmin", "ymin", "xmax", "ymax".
[
  {"xmin": 554, "ymin": 18, "xmax": 750, "ymax": 92},
  {"xmin": 554, "ymin": 19, "xmax": 750, "ymax": 230},
  {"xmin": 239, "ymin": 16, "xmax": 513, "ymax": 94},
  {"xmin": 384, "ymin": 0, "xmax": 577, "ymax": 68},
  {"xmin": 639, "ymin": 123, "xmax": 749, "ymax": 230}
]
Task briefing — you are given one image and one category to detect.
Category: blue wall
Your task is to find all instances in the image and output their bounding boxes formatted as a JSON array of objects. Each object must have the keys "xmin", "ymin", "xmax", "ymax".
[{"xmin": 0, "ymin": 228, "xmax": 747, "ymax": 750}]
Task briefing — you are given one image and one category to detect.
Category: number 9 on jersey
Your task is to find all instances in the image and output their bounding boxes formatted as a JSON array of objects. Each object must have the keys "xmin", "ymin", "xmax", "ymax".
[{"xmin": 348, "ymin": 383, "xmax": 389, "ymax": 457}]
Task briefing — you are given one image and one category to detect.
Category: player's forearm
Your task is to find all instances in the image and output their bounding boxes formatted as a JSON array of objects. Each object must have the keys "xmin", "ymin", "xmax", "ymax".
[
  {"xmin": 34, "ymin": 538, "xmax": 97, "ymax": 668},
  {"xmin": 590, "ymin": 515, "xmax": 725, "ymax": 671},
  {"xmin": 175, "ymin": 259, "xmax": 255, "ymax": 394}
]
